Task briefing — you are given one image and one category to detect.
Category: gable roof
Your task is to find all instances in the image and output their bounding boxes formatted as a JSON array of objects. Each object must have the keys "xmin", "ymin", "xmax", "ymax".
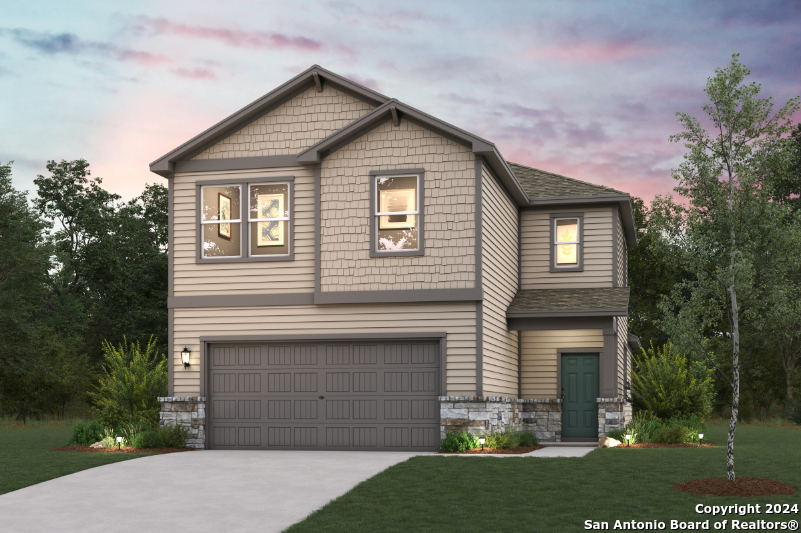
[
  {"xmin": 149, "ymin": 65, "xmax": 390, "ymax": 177},
  {"xmin": 508, "ymin": 162, "xmax": 625, "ymax": 199}
]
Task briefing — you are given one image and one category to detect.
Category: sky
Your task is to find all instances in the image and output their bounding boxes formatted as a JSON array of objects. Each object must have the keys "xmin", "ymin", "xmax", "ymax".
[{"xmin": 1, "ymin": 0, "xmax": 799, "ymax": 203}]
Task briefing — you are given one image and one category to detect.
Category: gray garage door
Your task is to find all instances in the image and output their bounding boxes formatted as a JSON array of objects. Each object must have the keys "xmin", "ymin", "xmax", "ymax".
[{"xmin": 207, "ymin": 340, "xmax": 441, "ymax": 451}]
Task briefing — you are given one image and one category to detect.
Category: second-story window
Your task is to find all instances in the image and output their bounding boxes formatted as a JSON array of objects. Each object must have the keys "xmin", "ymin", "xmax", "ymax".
[
  {"xmin": 376, "ymin": 175, "xmax": 419, "ymax": 252},
  {"xmin": 201, "ymin": 185, "xmax": 242, "ymax": 258},
  {"xmin": 554, "ymin": 218, "xmax": 579, "ymax": 266},
  {"xmin": 249, "ymin": 183, "xmax": 290, "ymax": 257}
]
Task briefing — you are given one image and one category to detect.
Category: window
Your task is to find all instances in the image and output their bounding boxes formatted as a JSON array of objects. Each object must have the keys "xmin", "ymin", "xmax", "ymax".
[
  {"xmin": 550, "ymin": 213, "xmax": 583, "ymax": 272},
  {"xmin": 370, "ymin": 170, "xmax": 425, "ymax": 257},
  {"xmin": 198, "ymin": 178, "xmax": 293, "ymax": 262}
]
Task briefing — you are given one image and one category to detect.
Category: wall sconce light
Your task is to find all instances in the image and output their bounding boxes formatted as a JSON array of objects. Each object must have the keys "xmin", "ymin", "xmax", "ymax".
[
  {"xmin": 116, "ymin": 435, "xmax": 123, "ymax": 449},
  {"xmin": 625, "ymin": 433, "xmax": 632, "ymax": 447},
  {"xmin": 698, "ymin": 433, "xmax": 704, "ymax": 447},
  {"xmin": 478, "ymin": 436, "xmax": 485, "ymax": 451},
  {"xmin": 181, "ymin": 347, "xmax": 191, "ymax": 369}
]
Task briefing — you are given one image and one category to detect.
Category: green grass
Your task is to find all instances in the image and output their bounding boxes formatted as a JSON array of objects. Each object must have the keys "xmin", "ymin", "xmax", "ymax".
[
  {"xmin": 0, "ymin": 420, "xmax": 155, "ymax": 496},
  {"xmin": 287, "ymin": 425, "xmax": 801, "ymax": 533}
]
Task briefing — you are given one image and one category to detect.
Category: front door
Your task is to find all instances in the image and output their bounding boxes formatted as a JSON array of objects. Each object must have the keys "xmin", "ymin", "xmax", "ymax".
[{"xmin": 561, "ymin": 353, "xmax": 599, "ymax": 439}]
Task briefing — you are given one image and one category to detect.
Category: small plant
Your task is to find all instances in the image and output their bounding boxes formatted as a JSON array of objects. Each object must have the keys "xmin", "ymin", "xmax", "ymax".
[
  {"xmin": 625, "ymin": 412, "xmax": 663, "ymax": 443},
  {"xmin": 101, "ymin": 427, "xmax": 128, "ymax": 448},
  {"xmin": 132, "ymin": 429, "xmax": 165, "ymax": 449},
  {"xmin": 439, "ymin": 431, "xmax": 479, "ymax": 452},
  {"xmin": 481, "ymin": 429, "xmax": 536, "ymax": 450},
  {"xmin": 68, "ymin": 420, "xmax": 106, "ymax": 445},
  {"xmin": 158, "ymin": 423, "xmax": 190, "ymax": 448},
  {"xmin": 654, "ymin": 424, "xmax": 689, "ymax": 444},
  {"xmin": 118, "ymin": 421, "xmax": 151, "ymax": 447},
  {"xmin": 517, "ymin": 431, "xmax": 538, "ymax": 447}
]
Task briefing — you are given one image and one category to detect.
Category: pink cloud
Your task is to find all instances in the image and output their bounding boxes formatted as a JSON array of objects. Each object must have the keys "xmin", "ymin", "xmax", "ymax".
[
  {"xmin": 524, "ymin": 41, "xmax": 655, "ymax": 64},
  {"xmin": 139, "ymin": 18, "xmax": 322, "ymax": 51},
  {"xmin": 170, "ymin": 67, "xmax": 216, "ymax": 80}
]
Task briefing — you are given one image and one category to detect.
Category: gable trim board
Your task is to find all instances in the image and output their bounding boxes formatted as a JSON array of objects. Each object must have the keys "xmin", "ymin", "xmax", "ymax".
[
  {"xmin": 613, "ymin": 205, "xmax": 619, "ymax": 287},
  {"xmin": 150, "ymin": 65, "xmax": 389, "ymax": 177},
  {"xmin": 475, "ymin": 156, "xmax": 484, "ymax": 396}
]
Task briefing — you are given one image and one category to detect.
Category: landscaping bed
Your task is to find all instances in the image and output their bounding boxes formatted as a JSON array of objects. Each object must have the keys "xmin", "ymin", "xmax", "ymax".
[
  {"xmin": 51, "ymin": 445, "xmax": 194, "ymax": 455},
  {"xmin": 440, "ymin": 445, "xmax": 544, "ymax": 454},
  {"xmin": 675, "ymin": 477, "xmax": 798, "ymax": 497},
  {"xmin": 610, "ymin": 442, "xmax": 715, "ymax": 449}
]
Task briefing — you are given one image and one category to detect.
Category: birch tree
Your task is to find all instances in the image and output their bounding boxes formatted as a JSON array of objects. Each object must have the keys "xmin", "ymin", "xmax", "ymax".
[{"xmin": 653, "ymin": 54, "xmax": 800, "ymax": 481}]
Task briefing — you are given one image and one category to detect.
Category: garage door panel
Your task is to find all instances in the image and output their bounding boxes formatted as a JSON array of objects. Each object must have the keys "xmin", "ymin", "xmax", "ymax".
[{"xmin": 208, "ymin": 340, "xmax": 441, "ymax": 450}]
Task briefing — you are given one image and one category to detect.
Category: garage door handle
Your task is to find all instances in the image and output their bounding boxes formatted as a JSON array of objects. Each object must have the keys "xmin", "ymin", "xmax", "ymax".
[{"xmin": 319, "ymin": 396, "xmax": 325, "ymax": 399}]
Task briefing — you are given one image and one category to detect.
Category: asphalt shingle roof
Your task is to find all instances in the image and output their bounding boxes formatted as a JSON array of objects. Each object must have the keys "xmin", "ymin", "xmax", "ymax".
[
  {"xmin": 508, "ymin": 162, "xmax": 625, "ymax": 199},
  {"xmin": 507, "ymin": 287, "xmax": 630, "ymax": 314}
]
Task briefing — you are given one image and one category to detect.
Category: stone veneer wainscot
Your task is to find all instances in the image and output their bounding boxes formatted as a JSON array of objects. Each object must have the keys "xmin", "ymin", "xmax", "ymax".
[
  {"xmin": 439, "ymin": 396, "xmax": 563, "ymax": 442},
  {"xmin": 159, "ymin": 397, "xmax": 206, "ymax": 449}
]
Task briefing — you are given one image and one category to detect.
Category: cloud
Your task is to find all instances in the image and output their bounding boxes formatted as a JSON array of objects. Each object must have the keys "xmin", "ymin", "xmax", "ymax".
[
  {"xmin": 524, "ymin": 40, "xmax": 655, "ymax": 64},
  {"xmin": 3, "ymin": 29, "xmax": 169, "ymax": 65},
  {"xmin": 344, "ymin": 73, "xmax": 380, "ymax": 91},
  {"xmin": 135, "ymin": 17, "xmax": 322, "ymax": 51},
  {"xmin": 170, "ymin": 67, "xmax": 216, "ymax": 80}
]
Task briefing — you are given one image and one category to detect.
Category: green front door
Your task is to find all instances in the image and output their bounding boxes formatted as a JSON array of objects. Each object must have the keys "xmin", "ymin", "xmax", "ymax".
[{"xmin": 561, "ymin": 354, "xmax": 599, "ymax": 439}]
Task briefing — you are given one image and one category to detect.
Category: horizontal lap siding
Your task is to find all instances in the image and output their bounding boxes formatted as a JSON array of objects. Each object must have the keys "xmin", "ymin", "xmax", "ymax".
[
  {"xmin": 173, "ymin": 167, "xmax": 315, "ymax": 296},
  {"xmin": 172, "ymin": 303, "xmax": 477, "ymax": 396},
  {"xmin": 520, "ymin": 208, "xmax": 614, "ymax": 289},
  {"xmin": 320, "ymin": 119, "xmax": 476, "ymax": 292},
  {"xmin": 191, "ymin": 85, "xmax": 374, "ymax": 159},
  {"xmin": 480, "ymin": 163, "xmax": 519, "ymax": 396},
  {"xmin": 520, "ymin": 329, "xmax": 603, "ymax": 399}
]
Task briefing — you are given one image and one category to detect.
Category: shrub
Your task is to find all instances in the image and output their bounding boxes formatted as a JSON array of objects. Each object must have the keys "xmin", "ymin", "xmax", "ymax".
[
  {"xmin": 158, "ymin": 424, "xmax": 190, "ymax": 448},
  {"xmin": 118, "ymin": 421, "xmax": 151, "ymax": 447},
  {"xmin": 606, "ymin": 429, "xmax": 627, "ymax": 442},
  {"xmin": 90, "ymin": 337, "xmax": 167, "ymax": 432},
  {"xmin": 439, "ymin": 431, "xmax": 479, "ymax": 452},
  {"xmin": 624, "ymin": 412, "xmax": 663, "ymax": 443},
  {"xmin": 517, "ymin": 431, "xmax": 538, "ymax": 447},
  {"xmin": 100, "ymin": 428, "xmax": 128, "ymax": 448},
  {"xmin": 482, "ymin": 429, "xmax": 537, "ymax": 450},
  {"xmin": 132, "ymin": 429, "xmax": 165, "ymax": 449},
  {"xmin": 632, "ymin": 342, "xmax": 714, "ymax": 420},
  {"xmin": 667, "ymin": 415, "xmax": 706, "ymax": 443},
  {"xmin": 654, "ymin": 424, "xmax": 689, "ymax": 444},
  {"xmin": 68, "ymin": 420, "xmax": 106, "ymax": 445}
]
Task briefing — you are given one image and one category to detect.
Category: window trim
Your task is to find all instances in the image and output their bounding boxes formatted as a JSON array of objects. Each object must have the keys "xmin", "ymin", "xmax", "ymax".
[
  {"xmin": 195, "ymin": 176, "xmax": 295, "ymax": 263},
  {"xmin": 369, "ymin": 169, "xmax": 425, "ymax": 258},
  {"xmin": 549, "ymin": 212, "xmax": 584, "ymax": 272}
]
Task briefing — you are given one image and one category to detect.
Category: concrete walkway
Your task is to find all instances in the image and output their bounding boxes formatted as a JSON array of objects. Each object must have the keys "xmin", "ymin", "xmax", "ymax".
[
  {"xmin": 0, "ymin": 450, "xmax": 431, "ymax": 533},
  {"xmin": 440, "ymin": 446, "xmax": 595, "ymax": 458}
]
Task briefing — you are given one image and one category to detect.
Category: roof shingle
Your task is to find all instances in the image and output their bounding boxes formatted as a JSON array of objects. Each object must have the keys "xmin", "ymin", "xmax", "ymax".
[
  {"xmin": 507, "ymin": 287, "xmax": 630, "ymax": 315},
  {"xmin": 508, "ymin": 162, "xmax": 625, "ymax": 199}
]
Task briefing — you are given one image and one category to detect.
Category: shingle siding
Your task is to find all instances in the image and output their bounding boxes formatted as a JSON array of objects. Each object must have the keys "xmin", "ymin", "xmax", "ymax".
[{"xmin": 319, "ymin": 119, "xmax": 476, "ymax": 292}]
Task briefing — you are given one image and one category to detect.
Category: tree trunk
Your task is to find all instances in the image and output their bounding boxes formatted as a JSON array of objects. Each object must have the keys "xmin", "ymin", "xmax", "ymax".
[
  {"xmin": 728, "ymin": 284, "xmax": 740, "ymax": 482},
  {"xmin": 787, "ymin": 371, "xmax": 794, "ymax": 401}
]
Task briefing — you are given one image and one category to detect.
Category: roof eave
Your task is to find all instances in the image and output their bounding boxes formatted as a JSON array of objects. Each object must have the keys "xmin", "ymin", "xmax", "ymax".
[{"xmin": 506, "ymin": 308, "xmax": 629, "ymax": 318}]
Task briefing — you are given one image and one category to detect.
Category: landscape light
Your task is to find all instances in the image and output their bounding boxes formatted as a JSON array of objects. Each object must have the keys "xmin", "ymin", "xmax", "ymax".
[
  {"xmin": 625, "ymin": 433, "xmax": 632, "ymax": 447},
  {"xmin": 116, "ymin": 435, "xmax": 122, "ymax": 449},
  {"xmin": 478, "ymin": 436, "xmax": 485, "ymax": 451},
  {"xmin": 181, "ymin": 347, "xmax": 191, "ymax": 369},
  {"xmin": 698, "ymin": 433, "xmax": 704, "ymax": 447}
]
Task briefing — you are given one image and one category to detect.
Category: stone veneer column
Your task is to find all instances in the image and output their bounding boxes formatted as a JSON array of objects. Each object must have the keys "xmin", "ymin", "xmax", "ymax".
[
  {"xmin": 158, "ymin": 397, "xmax": 206, "ymax": 449},
  {"xmin": 439, "ymin": 396, "xmax": 562, "ymax": 442},
  {"xmin": 596, "ymin": 397, "xmax": 631, "ymax": 438}
]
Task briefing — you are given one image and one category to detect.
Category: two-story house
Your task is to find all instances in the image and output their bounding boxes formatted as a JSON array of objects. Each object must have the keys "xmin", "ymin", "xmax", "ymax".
[{"xmin": 151, "ymin": 65, "xmax": 639, "ymax": 450}]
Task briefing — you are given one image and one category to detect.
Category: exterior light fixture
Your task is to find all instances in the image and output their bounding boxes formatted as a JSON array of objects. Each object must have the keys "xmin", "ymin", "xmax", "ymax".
[
  {"xmin": 625, "ymin": 433, "xmax": 632, "ymax": 447},
  {"xmin": 181, "ymin": 347, "xmax": 191, "ymax": 369},
  {"xmin": 698, "ymin": 433, "xmax": 704, "ymax": 447},
  {"xmin": 116, "ymin": 435, "xmax": 123, "ymax": 449},
  {"xmin": 478, "ymin": 436, "xmax": 485, "ymax": 451}
]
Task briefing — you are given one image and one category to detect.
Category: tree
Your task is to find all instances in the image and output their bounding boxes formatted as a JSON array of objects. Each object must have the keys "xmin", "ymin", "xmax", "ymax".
[{"xmin": 653, "ymin": 54, "xmax": 800, "ymax": 480}]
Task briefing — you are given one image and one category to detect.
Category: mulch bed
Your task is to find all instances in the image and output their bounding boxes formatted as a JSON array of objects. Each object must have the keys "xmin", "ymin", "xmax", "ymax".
[
  {"xmin": 675, "ymin": 477, "xmax": 798, "ymax": 497},
  {"xmin": 51, "ymin": 445, "xmax": 194, "ymax": 455},
  {"xmin": 610, "ymin": 442, "xmax": 716, "ymax": 449},
  {"xmin": 441, "ymin": 445, "xmax": 545, "ymax": 455}
]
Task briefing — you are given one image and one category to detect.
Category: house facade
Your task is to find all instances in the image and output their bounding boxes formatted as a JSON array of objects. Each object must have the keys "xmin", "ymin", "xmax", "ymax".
[{"xmin": 151, "ymin": 65, "xmax": 639, "ymax": 450}]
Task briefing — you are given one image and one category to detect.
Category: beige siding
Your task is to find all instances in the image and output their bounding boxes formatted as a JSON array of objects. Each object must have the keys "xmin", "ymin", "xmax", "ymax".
[
  {"xmin": 173, "ymin": 167, "xmax": 315, "ymax": 296},
  {"xmin": 172, "ymin": 302, "xmax": 477, "ymax": 396},
  {"xmin": 520, "ymin": 207, "xmax": 614, "ymax": 289},
  {"xmin": 480, "ymin": 163, "xmax": 519, "ymax": 396},
  {"xmin": 520, "ymin": 329, "xmax": 604, "ymax": 399},
  {"xmin": 616, "ymin": 209, "xmax": 627, "ymax": 287},
  {"xmin": 191, "ymin": 85, "xmax": 374, "ymax": 159},
  {"xmin": 616, "ymin": 316, "xmax": 629, "ymax": 397},
  {"xmin": 319, "ymin": 119, "xmax": 476, "ymax": 292}
]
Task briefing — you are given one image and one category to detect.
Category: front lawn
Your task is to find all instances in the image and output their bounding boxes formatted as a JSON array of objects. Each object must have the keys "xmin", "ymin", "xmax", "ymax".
[
  {"xmin": 0, "ymin": 421, "xmax": 155, "ymax": 496},
  {"xmin": 287, "ymin": 425, "xmax": 800, "ymax": 532}
]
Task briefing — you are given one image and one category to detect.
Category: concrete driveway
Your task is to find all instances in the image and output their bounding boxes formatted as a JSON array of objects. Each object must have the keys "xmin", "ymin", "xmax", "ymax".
[{"xmin": 0, "ymin": 450, "xmax": 430, "ymax": 533}]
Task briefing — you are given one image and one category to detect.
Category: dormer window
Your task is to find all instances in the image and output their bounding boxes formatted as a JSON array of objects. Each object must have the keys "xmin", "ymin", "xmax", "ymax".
[{"xmin": 550, "ymin": 213, "xmax": 584, "ymax": 272}]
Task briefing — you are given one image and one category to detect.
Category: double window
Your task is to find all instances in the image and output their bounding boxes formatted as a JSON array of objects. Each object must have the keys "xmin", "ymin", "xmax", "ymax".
[
  {"xmin": 369, "ymin": 170, "xmax": 425, "ymax": 257},
  {"xmin": 198, "ymin": 179, "xmax": 293, "ymax": 262},
  {"xmin": 550, "ymin": 213, "xmax": 583, "ymax": 272}
]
